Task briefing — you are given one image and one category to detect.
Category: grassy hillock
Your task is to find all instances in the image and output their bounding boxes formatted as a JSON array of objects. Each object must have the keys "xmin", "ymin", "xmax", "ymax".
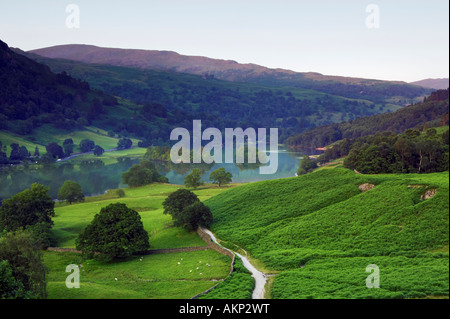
[{"xmin": 205, "ymin": 167, "xmax": 449, "ymax": 298}]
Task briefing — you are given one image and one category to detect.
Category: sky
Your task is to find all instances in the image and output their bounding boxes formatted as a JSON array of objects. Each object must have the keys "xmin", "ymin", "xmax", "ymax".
[{"xmin": 0, "ymin": 0, "xmax": 448, "ymax": 82}]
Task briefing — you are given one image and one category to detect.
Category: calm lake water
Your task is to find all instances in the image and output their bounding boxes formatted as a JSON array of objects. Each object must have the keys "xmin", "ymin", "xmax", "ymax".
[
  {"xmin": 0, "ymin": 147, "xmax": 315, "ymax": 200},
  {"xmin": 163, "ymin": 147, "xmax": 306, "ymax": 185}
]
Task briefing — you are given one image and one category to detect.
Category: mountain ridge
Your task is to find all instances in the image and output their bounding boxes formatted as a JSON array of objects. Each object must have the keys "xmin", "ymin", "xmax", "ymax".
[
  {"xmin": 410, "ymin": 78, "xmax": 449, "ymax": 90},
  {"xmin": 29, "ymin": 44, "xmax": 431, "ymax": 103}
]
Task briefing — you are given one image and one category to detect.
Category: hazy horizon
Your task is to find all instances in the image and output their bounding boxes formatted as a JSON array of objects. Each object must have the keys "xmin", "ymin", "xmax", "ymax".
[{"xmin": 1, "ymin": 0, "xmax": 448, "ymax": 82}]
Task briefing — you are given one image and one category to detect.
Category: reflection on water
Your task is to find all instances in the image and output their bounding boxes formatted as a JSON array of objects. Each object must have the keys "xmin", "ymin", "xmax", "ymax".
[
  {"xmin": 0, "ymin": 158, "xmax": 140, "ymax": 200},
  {"xmin": 154, "ymin": 146, "xmax": 307, "ymax": 185},
  {"xmin": 0, "ymin": 147, "xmax": 317, "ymax": 200}
]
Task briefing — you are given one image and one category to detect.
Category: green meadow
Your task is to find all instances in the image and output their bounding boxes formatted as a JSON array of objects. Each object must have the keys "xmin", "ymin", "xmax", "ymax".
[
  {"xmin": 33, "ymin": 163, "xmax": 450, "ymax": 299},
  {"xmin": 0, "ymin": 125, "xmax": 141, "ymax": 157},
  {"xmin": 33, "ymin": 125, "xmax": 141, "ymax": 152},
  {"xmin": 45, "ymin": 183, "xmax": 237, "ymax": 299},
  {"xmin": 0, "ymin": 131, "xmax": 47, "ymax": 155},
  {"xmin": 205, "ymin": 166, "xmax": 449, "ymax": 299}
]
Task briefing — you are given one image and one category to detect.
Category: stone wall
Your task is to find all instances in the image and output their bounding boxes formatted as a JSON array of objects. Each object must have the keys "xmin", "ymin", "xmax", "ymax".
[
  {"xmin": 191, "ymin": 227, "xmax": 236, "ymax": 299},
  {"xmin": 46, "ymin": 246, "xmax": 210, "ymax": 255},
  {"xmin": 196, "ymin": 227, "xmax": 235, "ymax": 260}
]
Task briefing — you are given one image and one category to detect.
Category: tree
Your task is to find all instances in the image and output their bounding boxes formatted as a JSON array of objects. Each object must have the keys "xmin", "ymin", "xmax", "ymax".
[
  {"xmin": 297, "ymin": 156, "xmax": 317, "ymax": 175},
  {"xmin": 0, "ymin": 149, "xmax": 8, "ymax": 165},
  {"xmin": 209, "ymin": 168, "xmax": 233, "ymax": 187},
  {"xmin": 63, "ymin": 138, "xmax": 74, "ymax": 156},
  {"xmin": 0, "ymin": 230, "xmax": 48, "ymax": 298},
  {"xmin": 57, "ymin": 180, "xmax": 85, "ymax": 204},
  {"xmin": 0, "ymin": 183, "xmax": 54, "ymax": 232},
  {"xmin": 79, "ymin": 139, "xmax": 95, "ymax": 153},
  {"xmin": 179, "ymin": 202, "xmax": 213, "ymax": 231},
  {"xmin": 0, "ymin": 260, "xmax": 27, "ymax": 299},
  {"xmin": 442, "ymin": 130, "xmax": 449, "ymax": 145},
  {"xmin": 142, "ymin": 103, "xmax": 167, "ymax": 120},
  {"xmin": 163, "ymin": 189, "xmax": 200, "ymax": 220},
  {"xmin": 394, "ymin": 136, "xmax": 414, "ymax": 170},
  {"xmin": 162, "ymin": 189, "xmax": 211, "ymax": 230},
  {"xmin": 184, "ymin": 169, "xmax": 204, "ymax": 189},
  {"xmin": 9, "ymin": 143, "xmax": 20, "ymax": 161},
  {"xmin": 93, "ymin": 145, "xmax": 105, "ymax": 156},
  {"xmin": 9, "ymin": 144, "xmax": 30, "ymax": 161},
  {"xmin": 425, "ymin": 128, "xmax": 437, "ymax": 138},
  {"xmin": 75, "ymin": 203, "xmax": 150, "ymax": 260},
  {"xmin": 122, "ymin": 160, "xmax": 167, "ymax": 187},
  {"xmin": 87, "ymin": 98, "xmax": 104, "ymax": 120},
  {"xmin": 33, "ymin": 146, "xmax": 40, "ymax": 158},
  {"xmin": 45, "ymin": 142, "xmax": 64, "ymax": 159},
  {"xmin": 117, "ymin": 138, "xmax": 133, "ymax": 150}
]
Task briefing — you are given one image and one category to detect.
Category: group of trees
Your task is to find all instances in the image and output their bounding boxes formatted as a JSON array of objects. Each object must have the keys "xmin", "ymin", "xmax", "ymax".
[
  {"xmin": 0, "ymin": 177, "xmax": 87, "ymax": 298},
  {"xmin": 0, "ymin": 183, "xmax": 56, "ymax": 298},
  {"xmin": 315, "ymin": 127, "xmax": 449, "ymax": 175},
  {"xmin": 162, "ymin": 189, "xmax": 213, "ymax": 231},
  {"xmin": 343, "ymin": 128, "xmax": 449, "ymax": 174},
  {"xmin": 0, "ymin": 136, "xmax": 133, "ymax": 167},
  {"xmin": 0, "ymin": 141, "xmax": 35, "ymax": 165},
  {"xmin": 0, "ymin": 183, "xmax": 56, "ymax": 249},
  {"xmin": 297, "ymin": 156, "xmax": 318, "ymax": 176},
  {"xmin": 184, "ymin": 167, "xmax": 233, "ymax": 189},
  {"xmin": 287, "ymin": 89, "xmax": 449, "ymax": 150},
  {"xmin": 0, "ymin": 41, "xmax": 120, "ymax": 136}
]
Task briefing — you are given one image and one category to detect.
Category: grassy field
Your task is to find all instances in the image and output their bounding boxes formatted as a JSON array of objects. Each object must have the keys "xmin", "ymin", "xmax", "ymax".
[
  {"xmin": 46, "ymin": 183, "xmax": 237, "ymax": 299},
  {"xmin": 69, "ymin": 147, "xmax": 147, "ymax": 165},
  {"xmin": 44, "ymin": 250, "xmax": 231, "ymax": 299},
  {"xmin": 33, "ymin": 125, "xmax": 141, "ymax": 152},
  {"xmin": 0, "ymin": 125, "xmax": 141, "ymax": 157},
  {"xmin": 205, "ymin": 166, "xmax": 449, "ymax": 299},
  {"xmin": 198, "ymin": 257, "xmax": 254, "ymax": 299},
  {"xmin": 0, "ymin": 131, "xmax": 47, "ymax": 155}
]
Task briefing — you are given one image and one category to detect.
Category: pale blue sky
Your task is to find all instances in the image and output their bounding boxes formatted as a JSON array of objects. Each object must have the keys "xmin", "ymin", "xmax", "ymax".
[{"xmin": 0, "ymin": 0, "xmax": 448, "ymax": 82}]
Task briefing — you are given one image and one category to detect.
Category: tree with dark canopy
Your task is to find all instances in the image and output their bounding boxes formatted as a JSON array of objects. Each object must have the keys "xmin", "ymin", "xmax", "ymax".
[
  {"xmin": 162, "ymin": 189, "xmax": 213, "ymax": 230},
  {"xmin": 57, "ymin": 180, "xmax": 85, "ymax": 204},
  {"xmin": 76, "ymin": 203, "xmax": 150, "ymax": 260},
  {"xmin": 0, "ymin": 230, "xmax": 48, "ymax": 299}
]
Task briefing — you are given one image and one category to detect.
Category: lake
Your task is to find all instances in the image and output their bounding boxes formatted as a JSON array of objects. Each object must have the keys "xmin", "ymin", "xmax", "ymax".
[
  {"xmin": 0, "ymin": 147, "xmax": 316, "ymax": 200},
  {"xmin": 162, "ymin": 147, "xmax": 306, "ymax": 185}
]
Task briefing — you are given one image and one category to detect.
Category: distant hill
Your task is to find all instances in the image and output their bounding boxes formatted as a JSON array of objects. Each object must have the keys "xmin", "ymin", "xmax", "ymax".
[
  {"xmin": 1, "ymin": 39, "xmax": 94, "ymax": 134},
  {"xmin": 286, "ymin": 88, "xmax": 449, "ymax": 150},
  {"xmin": 30, "ymin": 44, "xmax": 431, "ymax": 104},
  {"xmin": 0, "ymin": 39, "xmax": 176, "ymax": 145},
  {"xmin": 19, "ymin": 49, "xmax": 400, "ymax": 143},
  {"xmin": 410, "ymin": 78, "xmax": 449, "ymax": 90}
]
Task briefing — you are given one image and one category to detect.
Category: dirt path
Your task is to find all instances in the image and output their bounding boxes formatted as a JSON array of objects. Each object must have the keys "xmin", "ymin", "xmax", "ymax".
[{"xmin": 200, "ymin": 227, "xmax": 268, "ymax": 299}]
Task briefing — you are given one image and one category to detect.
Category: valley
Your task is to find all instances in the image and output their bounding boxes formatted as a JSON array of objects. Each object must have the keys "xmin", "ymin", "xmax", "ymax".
[{"xmin": 0, "ymin": 37, "xmax": 448, "ymax": 301}]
